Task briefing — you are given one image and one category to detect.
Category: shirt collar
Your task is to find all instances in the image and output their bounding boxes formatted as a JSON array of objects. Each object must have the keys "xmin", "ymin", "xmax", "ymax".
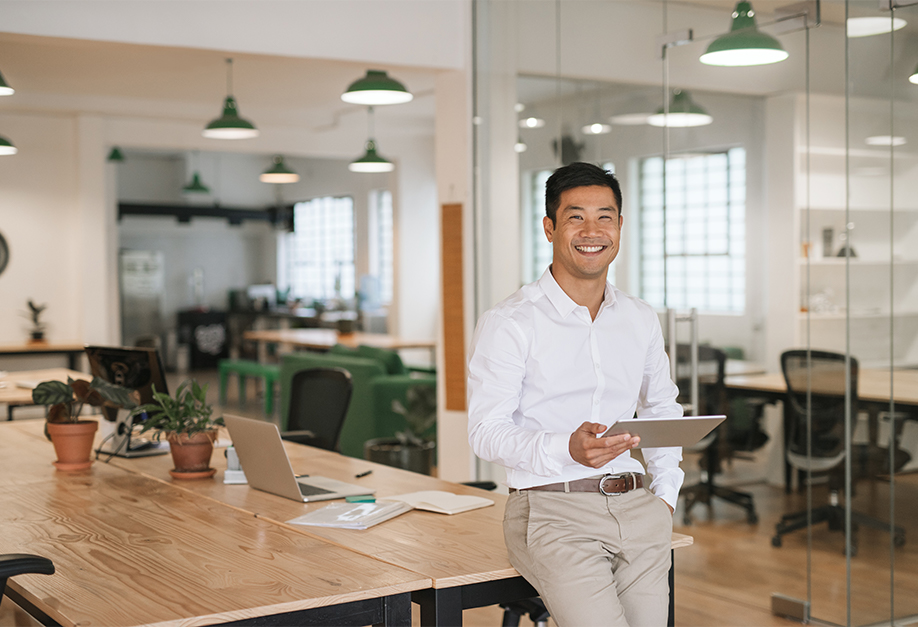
[{"xmin": 538, "ymin": 266, "xmax": 617, "ymax": 318}]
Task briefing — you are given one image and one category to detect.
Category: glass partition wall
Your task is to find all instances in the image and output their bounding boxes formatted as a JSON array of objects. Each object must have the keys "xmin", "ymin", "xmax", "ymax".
[{"xmin": 474, "ymin": 0, "xmax": 918, "ymax": 623}]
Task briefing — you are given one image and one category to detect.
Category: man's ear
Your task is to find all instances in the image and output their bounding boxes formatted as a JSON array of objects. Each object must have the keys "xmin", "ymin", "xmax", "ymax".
[{"xmin": 543, "ymin": 215, "xmax": 554, "ymax": 243}]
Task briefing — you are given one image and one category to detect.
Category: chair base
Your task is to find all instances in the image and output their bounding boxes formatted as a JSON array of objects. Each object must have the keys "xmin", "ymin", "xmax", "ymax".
[
  {"xmin": 500, "ymin": 597, "xmax": 549, "ymax": 627},
  {"xmin": 772, "ymin": 503, "xmax": 906, "ymax": 556},
  {"xmin": 682, "ymin": 478, "xmax": 758, "ymax": 525}
]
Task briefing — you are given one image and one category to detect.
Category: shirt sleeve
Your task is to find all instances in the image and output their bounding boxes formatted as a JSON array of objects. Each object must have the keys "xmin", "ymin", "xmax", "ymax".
[
  {"xmin": 636, "ymin": 311, "xmax": 685, "ymax": 509},
  {"xmin": 467, "ymin": 310, "xmax": 578, "ymax": 478}
]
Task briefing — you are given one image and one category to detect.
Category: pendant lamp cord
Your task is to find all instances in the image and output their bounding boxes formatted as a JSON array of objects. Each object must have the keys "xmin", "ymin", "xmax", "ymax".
[
  {"xmin": 368, "ymin": 106, "xmax": 375, "ymax": 141},
  {"xmin": 226, "ymin": 58, "xmax": 234, "ymax": 96}
]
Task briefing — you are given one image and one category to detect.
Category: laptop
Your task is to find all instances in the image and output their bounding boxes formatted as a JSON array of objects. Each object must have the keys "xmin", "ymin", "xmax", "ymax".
[
  {"xmin": 223, "ymin": 414, "xmax": 376, "ymax": 503},
  {"xmin": 601, "ymin": 415, "xmax": 726, "ymax": 449}
]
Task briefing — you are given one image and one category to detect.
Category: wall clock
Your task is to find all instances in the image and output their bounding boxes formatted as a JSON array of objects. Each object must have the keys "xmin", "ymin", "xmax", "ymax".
[{"xmin": 0, "ymin": 232, "xmax": 8, "ymax": 276}]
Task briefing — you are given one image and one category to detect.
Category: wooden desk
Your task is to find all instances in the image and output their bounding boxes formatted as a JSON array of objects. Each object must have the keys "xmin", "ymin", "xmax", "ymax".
[
  {"xmin": 0, "ymin": 343, "xmax": 85, "ymax": 371},
  {"xmin": 108, "ymin": 426, "xmax": 692, "ymax": 626},
  {"xmin": 0, "ymin": 422, "xmax": 428, "ymax": 627},
  {"xmin": 725, "ymin": 368, "xmax": 918, "ymax": 408},
  {"xmin": 244, "ymin": 328, "xmax": 435, "ymax": 355},
  {"xmin": 0, "ymin": 368, "xmax": 89, "ymax": 420}
]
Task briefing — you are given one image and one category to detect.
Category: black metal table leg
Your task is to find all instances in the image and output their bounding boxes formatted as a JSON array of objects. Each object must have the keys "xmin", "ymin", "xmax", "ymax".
[
  {"xmin": 377, "ymin": 592, "xmax": 412, "ymax": 627},
  {"xmin": 668, "ymin": 549, "xmax": 675, "ymax": 627},
  {"xmin": 414, "ymin": 587, "xmax": 463, "ymax": 627}
]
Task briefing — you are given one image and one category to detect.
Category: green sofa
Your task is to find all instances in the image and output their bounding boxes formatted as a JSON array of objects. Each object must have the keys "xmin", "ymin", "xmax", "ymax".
[{"xmin": 279, "ymin": 345, "xmax": 436, "ymax": 459}]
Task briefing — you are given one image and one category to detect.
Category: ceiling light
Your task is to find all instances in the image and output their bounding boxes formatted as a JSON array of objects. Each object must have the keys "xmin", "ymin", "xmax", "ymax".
[
  {"xmin": 514, "ymin": 103, "xmax": 526, "ymax": 113},
  {"xmin": 0, "ymin": 135, "xmax": 17, "ymax": 155},
  {"xmin": 847, "ymin": 16, "xmax": 907, "ymax": 38},
  {"xmin": 609, "ymin": 113, "xmax": 652, "ymax": 126},
  {"xmin": 865, "ymin": 135, "xmax": 906, "ymax": 147},
  {"xmin": 646, "ymin": 91, "xmax": 713, "ymax": 128},
  {"xmin": 0, "ymin": 70, "xmax": 13, "ymax": 96},
  {"xmin": 519, "ymin": 117, "xmax": 545, "ymax": 129},
  {"xmin": 107, "ymin": 147, "xmax": 125, "ymax": 162},
  {"xmin": 349, "ymin": 140, "xmax": 394, "ymax": 172},
  {"xmin": 182, "ymin": 172, "xmax": 211, "ymax": 194},
  {"xmin": 700, "ymin": 1, "xmax": 788, "ymax": 67},
  {"xmin": 514, "ymin": 138, "xmax": 528, "ymax": 153},
  {"xmin": 581, "ymin": 123, "xmax": 612, "ymax": 135},
  {"xmin": 910, "ymin": 63, "xmax": 918, "ymax": 85},
  {"xmin": 203, "ymin": 59, "xmax": 259, "ymax": 140},
  {"xmin": 341, "ymin": 70, "xmax": 413, "ymax": 106},
  {"xmin": 260, "ymin": 155, "xmax": 300, "ymax": 183}
]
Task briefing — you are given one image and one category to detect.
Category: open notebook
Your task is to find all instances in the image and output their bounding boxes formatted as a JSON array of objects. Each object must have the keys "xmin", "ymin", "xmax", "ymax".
[{"xmin": 388, "ymin": 490, "xmax": 494, "ymax": 515}]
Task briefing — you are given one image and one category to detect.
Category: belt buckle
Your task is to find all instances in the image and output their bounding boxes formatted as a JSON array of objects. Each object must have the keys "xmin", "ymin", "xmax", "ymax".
[{"xmin": 599, "ymin": 472, "xmax": 635, "ymax": 496}]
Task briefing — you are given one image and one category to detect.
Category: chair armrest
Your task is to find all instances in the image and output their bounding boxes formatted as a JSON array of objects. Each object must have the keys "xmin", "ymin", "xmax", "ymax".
[{"xmin": 0, "ymin": 554, "xmax": 55, "ymax": 580}]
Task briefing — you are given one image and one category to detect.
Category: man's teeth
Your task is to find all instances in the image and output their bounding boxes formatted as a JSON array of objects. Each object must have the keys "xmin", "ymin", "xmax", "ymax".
[{"xmin": 576, "ymin": 245, "xmax": 604, "ymax": 253}]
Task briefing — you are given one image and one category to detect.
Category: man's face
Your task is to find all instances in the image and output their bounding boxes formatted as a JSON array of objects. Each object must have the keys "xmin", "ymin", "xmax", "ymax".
[{"xmin": 543, "ymin": 185, "xmax": 622, "ymax": 283}]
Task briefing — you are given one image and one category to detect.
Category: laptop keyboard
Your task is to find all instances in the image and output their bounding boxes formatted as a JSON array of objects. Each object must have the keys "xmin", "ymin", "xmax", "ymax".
[{"xmin": 297, "ymin": 483, "xmax": 334, "ymax": 496}]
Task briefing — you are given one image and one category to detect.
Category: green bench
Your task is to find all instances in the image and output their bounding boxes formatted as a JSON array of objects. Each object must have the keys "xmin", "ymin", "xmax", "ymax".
[{"xmin": 218, "ymin": 359, "xmax": 281, "ymax": 416}]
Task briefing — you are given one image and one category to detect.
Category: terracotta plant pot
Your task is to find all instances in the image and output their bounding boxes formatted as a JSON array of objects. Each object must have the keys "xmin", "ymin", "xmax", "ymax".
[
  {"xmin": 47, "ymin": 420, "xmax": 98, "ymax": 471},
  {"xmin": 166, "ymin": 430, "xmax": 217, "ymax": 479}
]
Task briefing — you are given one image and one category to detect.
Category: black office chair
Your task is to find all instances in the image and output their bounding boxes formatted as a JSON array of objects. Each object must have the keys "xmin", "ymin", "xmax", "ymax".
[
  {"xmin": 1, "ymin": 554, "xmax": 54, "ymax": 604},
  {"xmin": 772, "ymin": 350, "xmax": 908, "ymax": 554},
  {"xmin": 281, "ymin": 367, "xmax": 353, "ymax": 452},
  {"xmin": 678, "ymin": 345, "xmax": 762, "ymax": 525}
]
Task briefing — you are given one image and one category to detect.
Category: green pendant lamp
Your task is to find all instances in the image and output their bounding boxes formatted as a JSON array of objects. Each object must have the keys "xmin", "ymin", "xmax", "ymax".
[
  {"xmin": 910, "ymin": 62, "xmax": 918, "ymax": 85},
  {"xmin": 0, "ymin": 135, "xmax": 17, "ymax": 155},
  {"xmin": 700, "ymin": 1, "xmax": 788, "ymax": 67},
  {"xmin": 0, "ymin": 70, "xmax": 13, "ymax": 96},
  {"xmin": 349, "ymin": 107, "xmax": 395, "ymax": 172},
  {"xmin": 182, "ymin": 172, "xmax": 211, "ymax": 194},
  {"xmin": 203, "ymin": 59, "xmax": 259, "ymax": 139},
  {"xmin": 260, "ymin": 155, "xmax": 300, "ymax": 183},
  {"xmin": 647, "ymin": 90, "xmax": 713, "ymax": 128},
  {"xmin": 107, "ymin": 147, "xmax": 125, "ymax": 162},
  {"xmin": 341, "ymin": 70, "xmax": 413, "ymax": 106}
]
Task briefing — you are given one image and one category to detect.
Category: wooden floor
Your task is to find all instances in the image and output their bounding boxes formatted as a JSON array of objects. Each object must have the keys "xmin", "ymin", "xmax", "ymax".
[{"xmin": 5, "ymin": 369, "xmax": 915, "ymax": 627}]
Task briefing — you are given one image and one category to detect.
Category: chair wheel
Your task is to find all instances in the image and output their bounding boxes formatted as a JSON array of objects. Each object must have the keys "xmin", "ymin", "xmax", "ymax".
[
  {"xmin": 772, "ymin": 535, "xmax": 782, "ymax": 547},
  {"xmin": 895, "ymin": 531, "xmax": 906, "ymax": 548},
  {"xmin": 683, "ymin": 514, "xmax": 692, "ymax": 526},
  {"xmin": 747, "ymin": 511, "xmax": 759, "ymax": 525}
]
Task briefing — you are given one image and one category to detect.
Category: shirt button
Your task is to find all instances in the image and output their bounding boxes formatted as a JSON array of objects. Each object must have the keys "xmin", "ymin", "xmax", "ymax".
[{"xmin": 593, "ymin": 399, "xmax": 600, "ymax": 406}]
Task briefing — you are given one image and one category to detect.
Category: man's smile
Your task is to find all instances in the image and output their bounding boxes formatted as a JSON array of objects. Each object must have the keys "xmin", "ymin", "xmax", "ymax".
[{"xmin": 575, "ymin": 244, "xmax": 609, "ymax": 254}]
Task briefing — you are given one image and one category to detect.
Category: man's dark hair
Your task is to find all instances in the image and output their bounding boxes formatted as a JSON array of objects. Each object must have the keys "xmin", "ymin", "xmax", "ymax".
[{"xmin": 544, "ymin": 162, "xmax": 622, "ymax": 226}]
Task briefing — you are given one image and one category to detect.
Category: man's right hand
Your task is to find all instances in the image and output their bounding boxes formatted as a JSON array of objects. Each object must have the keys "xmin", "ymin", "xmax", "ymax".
[{"xmin": 569, "ymin": 422, "xmax": 640, "ymax": 468}]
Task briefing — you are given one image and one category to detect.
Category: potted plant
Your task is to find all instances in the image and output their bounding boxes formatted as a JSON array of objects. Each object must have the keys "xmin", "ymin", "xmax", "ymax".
[
  {"xmin": 31, "ymin": 377, "xmax": 137, "ymax": 471},
  {"xmin": 364, "ymin": 384, "xmax": 436, "ymax": 475},
  {"xmin": 133, "ymin": 380, "xmax": 224, "ymax": 480},
  {"xmin": 25, "ymin": 299, "xmax": 47, "ymax": 343}
]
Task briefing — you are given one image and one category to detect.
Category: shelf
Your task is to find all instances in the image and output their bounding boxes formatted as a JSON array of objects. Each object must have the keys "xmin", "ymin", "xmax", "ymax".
[
  {"xmin": 802, "ymin": 206, "xmax": 918, "ymax": 213},
  {"xmin": 798, "ymin": 258, "xmax": 918, "ymax": 266},
  {"xmin": 798, "ymin": 311, "xmax": 918, "ymax": 321}
]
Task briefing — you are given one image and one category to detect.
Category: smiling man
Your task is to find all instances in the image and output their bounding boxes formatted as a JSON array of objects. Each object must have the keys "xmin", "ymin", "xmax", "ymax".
[{"xmin": 468, "ymin": 162, "xmax": 683, "ymax": 626}]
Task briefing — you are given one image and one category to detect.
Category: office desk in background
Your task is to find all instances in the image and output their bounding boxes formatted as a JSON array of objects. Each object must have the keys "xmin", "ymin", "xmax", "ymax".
[
  {"xmin": 0, "ymin": 368, "xmax": 89, "ymax": 420},
  {"xmin": 243, "ymin": 328, "xmax": 436, "ymax": 364},
  {"xmin": 0, "ymin": 343, "xmax": 85, "ymax": 371},
  {"xmin": 725, "ymin": 367, "xmax": 918, "ymax": 490},
  {"xmin": 0, "ymin": 421, "xmax": 429, "ymax": 627}
]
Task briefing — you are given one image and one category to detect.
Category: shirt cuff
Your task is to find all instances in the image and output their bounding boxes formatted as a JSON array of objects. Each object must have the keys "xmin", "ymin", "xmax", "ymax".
[
  {"xmin": 654, "ymin": 485, "xmax": 679, "ymax": 511},
  {"xmin": 545, "ymin": 430, "xmax": 577, "ymax": 471}
]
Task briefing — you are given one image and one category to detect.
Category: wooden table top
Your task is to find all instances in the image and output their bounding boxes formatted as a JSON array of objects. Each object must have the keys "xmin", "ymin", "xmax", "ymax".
[
  {"xmin": 243, "ymin": 328, "xmax": 435, "ymax": 351},
  {"xmin": 725, "ymin": 367, "xmax": 918, "ymax": 407},
  {"xmin": 110, "ymin": 431, "xmax": 517, "ymax": 590},
  {"xmin": 0, "ymin": 343, "xmax": 85, "ymax": 355},
  {"xmin": 0, "ymin": 368, "xmax": 89, "ymax": 405},
  {"xmin": 0, "ymin": 422, "xmax": 430, "ymax": 627}
]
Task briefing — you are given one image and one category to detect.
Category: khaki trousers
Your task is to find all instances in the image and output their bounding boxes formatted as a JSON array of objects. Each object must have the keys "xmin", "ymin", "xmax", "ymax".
[{"xmin": 503, "ymin": 487, "xmax": 673, "ymax": 627}]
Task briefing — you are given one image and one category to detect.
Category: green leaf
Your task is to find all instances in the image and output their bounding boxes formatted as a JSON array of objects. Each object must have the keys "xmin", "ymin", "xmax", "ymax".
[{"xmin": 32, "ymin": 380, "xmax": 75, "ymax": 405}]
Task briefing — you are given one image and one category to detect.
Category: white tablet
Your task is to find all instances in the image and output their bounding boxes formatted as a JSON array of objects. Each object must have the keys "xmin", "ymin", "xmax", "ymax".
[{"xmin": 601, "ymin": 415, "xmax": 725, "ymax": 448}]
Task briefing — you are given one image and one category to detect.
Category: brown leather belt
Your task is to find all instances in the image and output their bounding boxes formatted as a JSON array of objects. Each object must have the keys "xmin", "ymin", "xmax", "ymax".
[{"xmin": 512, "ymin": 473, "xmax": 644, "ymax": 495}]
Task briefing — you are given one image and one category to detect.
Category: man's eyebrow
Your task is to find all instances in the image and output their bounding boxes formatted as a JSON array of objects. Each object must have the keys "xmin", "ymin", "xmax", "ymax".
[{"xmin": 560, "ymin": 204, "xmax": 618, "ymax": 213}]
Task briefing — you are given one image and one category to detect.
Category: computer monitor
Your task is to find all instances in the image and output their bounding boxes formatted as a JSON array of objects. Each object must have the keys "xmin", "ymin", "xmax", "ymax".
[{"xmin": 85, "ymin": 345, "xmax": 170, "ymax": 458}]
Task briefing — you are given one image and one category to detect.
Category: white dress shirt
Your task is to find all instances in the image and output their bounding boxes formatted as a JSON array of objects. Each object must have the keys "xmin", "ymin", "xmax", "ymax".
[{"xmin": 467, "ymin": 268, "xmax": 685, "ymax": 508}]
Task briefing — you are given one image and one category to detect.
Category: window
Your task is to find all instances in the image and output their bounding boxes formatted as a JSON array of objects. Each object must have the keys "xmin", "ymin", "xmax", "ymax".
[
  {"xmin": 639, "ymin": 148, "xmax": 745, "ymax": 313},
  {"xmin": 369, "ymin": 189, "xmax": 394, "ymax": 305},
  {"xmin": 523, "ymin": 163, "xmax": 616, "ymax": 284},
  {"xmin": 286, "ymin": 196, "xmax": 355, "ymax": 301}
]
